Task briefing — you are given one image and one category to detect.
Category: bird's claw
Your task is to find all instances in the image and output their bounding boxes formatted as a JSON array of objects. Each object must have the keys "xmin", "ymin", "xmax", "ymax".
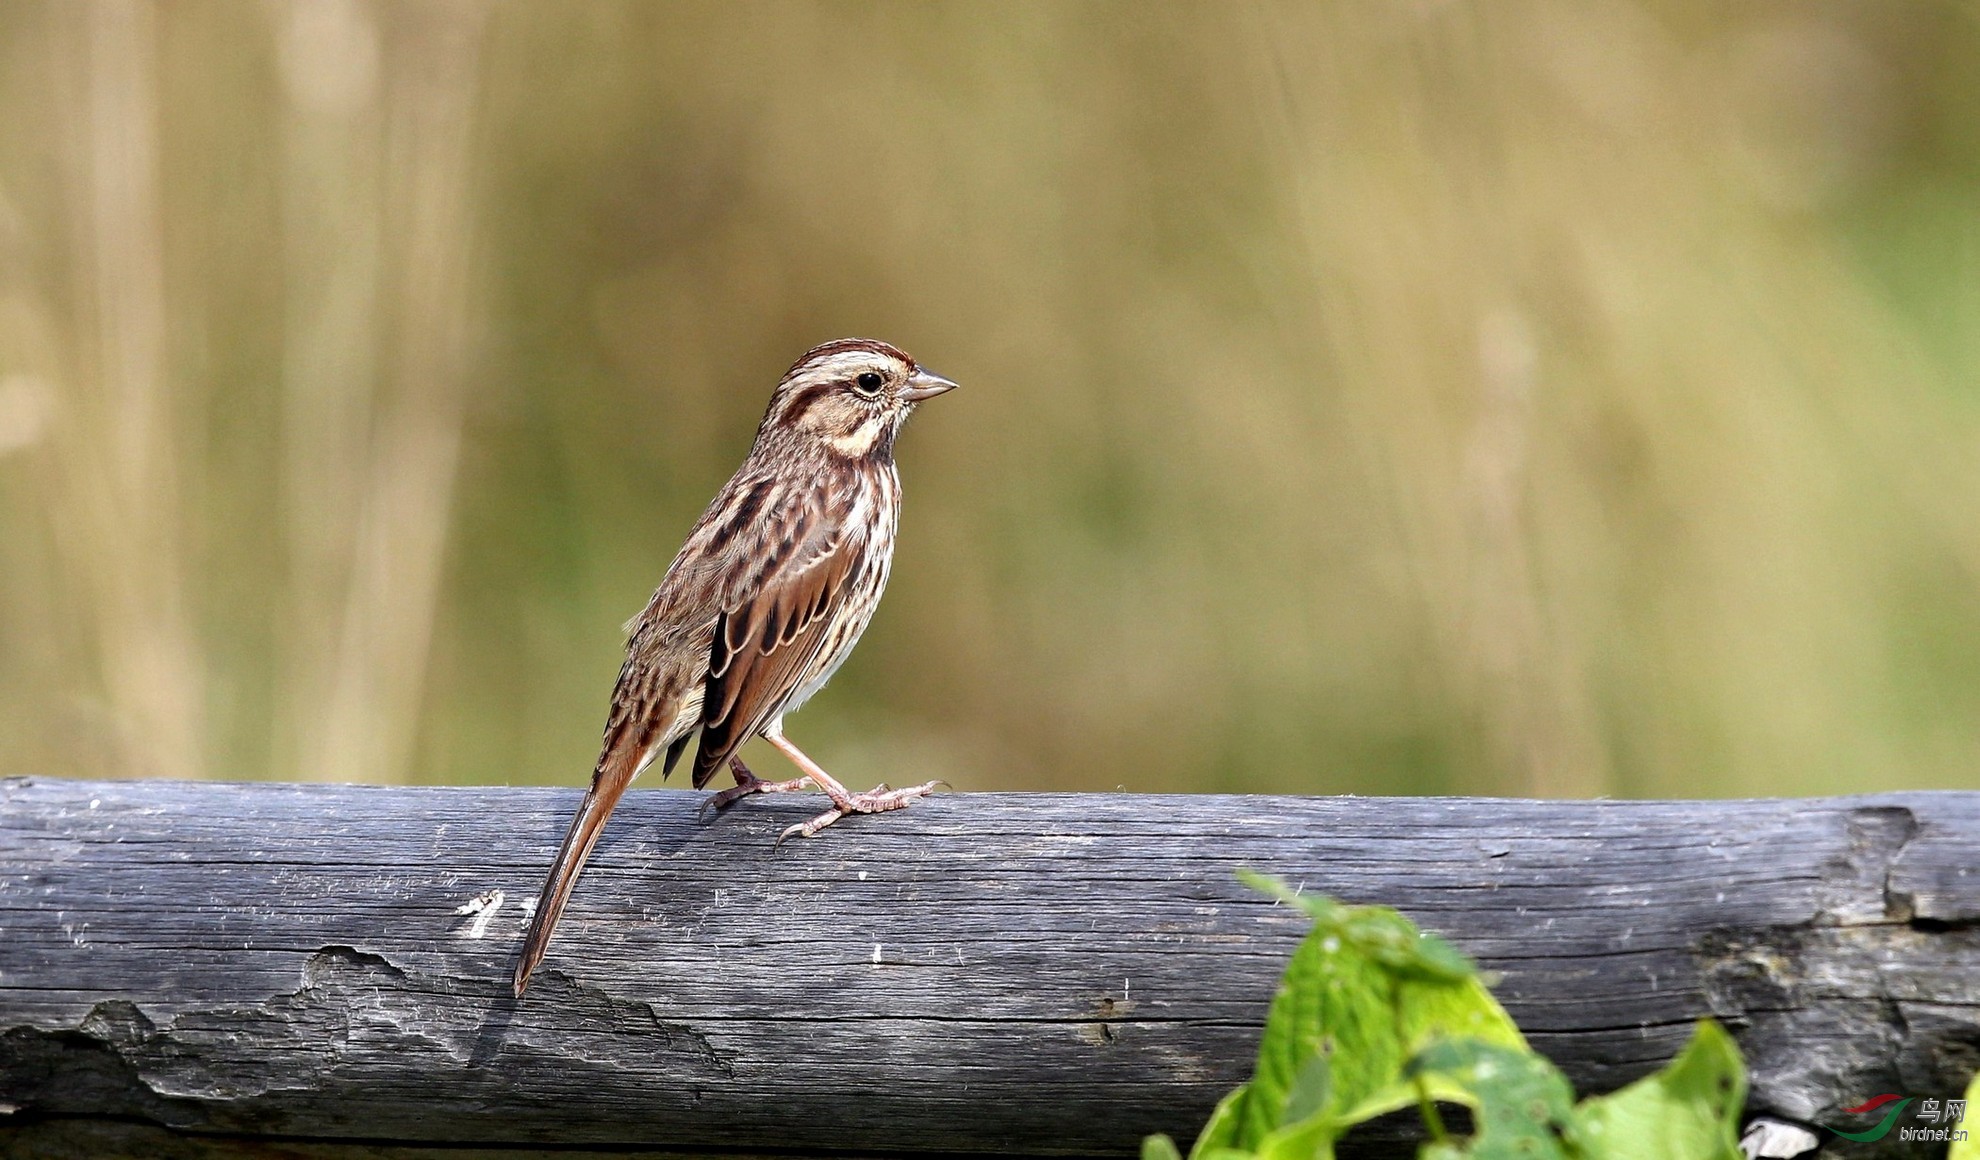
[
  {"xmin": 701, "ymin": 756, "xmax": 812, "ymax": 816},
  {"xmin": 775, "ymin": 810, "xmax": 845, "ymax": 847},
  {"xmin": 771, "ymin": 780, "xmax": 944, "ymax": 847}
]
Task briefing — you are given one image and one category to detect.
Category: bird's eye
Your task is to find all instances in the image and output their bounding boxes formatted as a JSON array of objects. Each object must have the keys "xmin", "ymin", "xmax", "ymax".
[{"xmin": 854, "ymin": 371, "xmax": 884, "ymax": 396}]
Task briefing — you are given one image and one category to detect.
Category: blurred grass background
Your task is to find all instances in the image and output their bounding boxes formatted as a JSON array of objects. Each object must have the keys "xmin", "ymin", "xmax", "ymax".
[{"xmin": 1, "ymin": 1, "xmax": 1978, "ymax": 801}]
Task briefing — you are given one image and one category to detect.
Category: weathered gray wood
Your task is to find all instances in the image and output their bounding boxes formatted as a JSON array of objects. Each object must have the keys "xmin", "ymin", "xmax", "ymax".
[{"xmin": 0, "ymin": 776, "xmax": 1975, "ymax": 1158}]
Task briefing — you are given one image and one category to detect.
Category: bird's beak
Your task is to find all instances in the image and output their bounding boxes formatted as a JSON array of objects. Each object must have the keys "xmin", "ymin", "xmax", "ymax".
[{"xmin": 901, "ymin": 367, "xmax": 959, "ymax": 402}]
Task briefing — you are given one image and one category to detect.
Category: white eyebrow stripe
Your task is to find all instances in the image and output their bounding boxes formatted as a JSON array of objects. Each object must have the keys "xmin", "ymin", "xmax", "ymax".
[{"xmin": 794, "ymin": 352, "xmax": 890, "ymax": 381}]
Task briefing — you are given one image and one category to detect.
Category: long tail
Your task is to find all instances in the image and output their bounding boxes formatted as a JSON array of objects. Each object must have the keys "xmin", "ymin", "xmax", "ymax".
[{"xmin": 512, "ymin": 754, "xmax": 637, "ymax": 997}]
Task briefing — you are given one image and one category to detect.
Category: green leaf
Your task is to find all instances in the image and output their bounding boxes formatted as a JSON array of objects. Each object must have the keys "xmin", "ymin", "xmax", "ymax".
[
  {"xmin": 1567, "ymin": 1020, "xmax": 1746, "ymax": 1160},
  {"xmin": 1171, "ymin": 880, "xmax": 1752, "ymax": 1160},
  {"xmin": 1142, "ymin": 1135, "xmax": 1185, "ymax": 1160},
  {"xmin": 1333, "ymin": 973, "xmax": 1528, "ymax": 1127},
  {"xmin": 1187, "ymin": 1085, "xmax": 1250, "ymax": 1159},
  {"xmin": 1238, "ymin": 902, "xmax": 1401, "ymax": 1142},
  {"xmin": 1403, "ymin": 931, "xmax": 1478, "ymax": 983},
  {"xmin": 1252, "ymin": 1111, "xmax": 1343, "ymax": 1160},
  {"xmin": 1408, "ymin": 1039, "xmax": 1577, "ymax": 1159},
  {"xmin": 1399, "ymin": 974, "xmax": 1525, "ymax": 1054},
  {"xmin": 1282, "ymin": 1054, "xmax": 1333, "ymax": 1126},
  {"xmin": 1238, "ymin": 871, "xmax": 1478, "ymax": 984},
  {"xmin": 1952, "ymin": 1071, "xmax": 1980, "ymax": 1160},
  {"xmin": 1238, "ymin": 869, "xmax": 1343, "ymax": 922},
  {"xmin": 1232, "ymin": 873, "xmax": 1525, "ymax": 1148}
]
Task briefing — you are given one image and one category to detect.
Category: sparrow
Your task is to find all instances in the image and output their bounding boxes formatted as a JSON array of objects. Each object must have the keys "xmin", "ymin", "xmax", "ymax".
[{"xmin": 512, "ymin": 338, "xmax": 958, "ymax": 997}]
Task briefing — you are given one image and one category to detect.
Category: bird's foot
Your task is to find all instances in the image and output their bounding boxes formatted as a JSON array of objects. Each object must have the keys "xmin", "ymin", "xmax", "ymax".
[
  {"xmin": 775, "ymin": 780, "xmax": 946, "ymax": 847},
  {"xmin": 701, "ymin": 756, "xmax": 813, "ymax": 815}
]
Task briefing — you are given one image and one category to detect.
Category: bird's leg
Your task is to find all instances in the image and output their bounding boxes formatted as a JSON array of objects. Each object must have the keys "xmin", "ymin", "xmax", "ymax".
[
  {"xmin": 700, "ymin": 755, "xmax": 813, "ymax": 814},
  {"xmin": 763, "ymin": 731, "xmax": 942, "ymax": 845}
]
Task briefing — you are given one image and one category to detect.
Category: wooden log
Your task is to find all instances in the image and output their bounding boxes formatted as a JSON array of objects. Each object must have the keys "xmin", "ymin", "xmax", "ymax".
[{"xmin": 0, "ymin": 775, "xmax": 1975, "ymax": 1157}]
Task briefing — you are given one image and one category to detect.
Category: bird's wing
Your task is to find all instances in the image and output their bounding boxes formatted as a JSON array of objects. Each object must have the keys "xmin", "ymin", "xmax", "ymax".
[{"xmin": 688, "ymin": 489, "xmax": 863, "ymax": 789}]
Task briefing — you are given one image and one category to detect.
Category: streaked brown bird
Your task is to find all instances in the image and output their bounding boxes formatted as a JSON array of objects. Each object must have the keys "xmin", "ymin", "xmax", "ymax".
[{"xmin": 512, "ymin": 338, "xmax": 957, "ymax": 997}]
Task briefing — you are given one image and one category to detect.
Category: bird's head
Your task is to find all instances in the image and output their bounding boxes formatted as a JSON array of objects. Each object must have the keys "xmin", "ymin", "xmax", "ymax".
[{"xmin": 758, "ymin": 338, "xmax": 958, "ymax": 461}]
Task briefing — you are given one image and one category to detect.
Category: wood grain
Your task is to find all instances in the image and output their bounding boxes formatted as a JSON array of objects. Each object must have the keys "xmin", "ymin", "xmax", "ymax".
[{"xmin": 1, "ymin": 776, "xmax": 1975, "ymax": 1157}]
